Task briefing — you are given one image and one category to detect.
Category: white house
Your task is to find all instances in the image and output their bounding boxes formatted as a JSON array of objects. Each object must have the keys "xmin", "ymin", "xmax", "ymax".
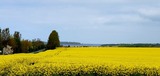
[{"xmin": 3, "ymin": 45, "xmax": 13, "ymax": 55}]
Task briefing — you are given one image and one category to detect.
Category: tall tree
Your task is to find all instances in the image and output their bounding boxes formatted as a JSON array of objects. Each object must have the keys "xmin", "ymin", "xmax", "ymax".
[
  {"xmin": 2, "ymin": 28, "xmax": 10, "ymax": 47},
  {"xmin": 47, "ymin": 30, "xmax": 60, "ymax": 49},
  {"xmin": 14, "ymin": 31, "xmax": 21, "ymax": 53}
]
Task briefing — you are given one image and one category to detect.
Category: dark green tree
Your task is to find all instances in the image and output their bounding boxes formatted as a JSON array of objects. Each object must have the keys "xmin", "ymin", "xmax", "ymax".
[
  {"xmin": 47, "ymin": 30, "xmax": 60, "ymax": 49},
  {"xmin": 31, "ymin": 38, "xmax": 45, "ymax": 52},
  {"xmin": 14, "ymin": 31, "xmax": 21, "ymax": 53},
  {"xmin": 0, "ymin": 28, "xmax": 2, "ymax": 50}
]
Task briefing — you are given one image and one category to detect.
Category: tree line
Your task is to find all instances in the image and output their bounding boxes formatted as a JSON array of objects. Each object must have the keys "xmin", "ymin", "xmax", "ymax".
[
  {"xmin": 0, "ymin": 28, "xmax": 60, "ymax": 54},
  {"xmin": 0, "ymin": 28, "xmax": 45, "ymax": 53}
]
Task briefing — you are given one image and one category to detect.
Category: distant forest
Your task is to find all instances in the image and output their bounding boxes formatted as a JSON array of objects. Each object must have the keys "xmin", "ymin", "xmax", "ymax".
[{"xmin": 101, "ymin": 43, "xmax": 160, "ymax": 47}]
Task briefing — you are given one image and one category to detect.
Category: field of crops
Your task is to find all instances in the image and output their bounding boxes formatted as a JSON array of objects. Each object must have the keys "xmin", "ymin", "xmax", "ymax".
[{"xmin": 1, "ymin": 47, "xmax": 160, "ymax": 76}]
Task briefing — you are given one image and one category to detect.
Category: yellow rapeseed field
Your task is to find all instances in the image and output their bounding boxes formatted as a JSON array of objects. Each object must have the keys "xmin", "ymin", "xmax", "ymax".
[{"xmin": 1, "ymin": 47, "xmax": 160, "ymax": 76}]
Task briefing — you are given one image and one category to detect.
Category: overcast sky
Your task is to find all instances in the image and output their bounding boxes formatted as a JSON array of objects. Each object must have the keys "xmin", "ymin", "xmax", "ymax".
[{"xmin": 0, "ymin": 0, "xmax": 160, "ymax": 44}]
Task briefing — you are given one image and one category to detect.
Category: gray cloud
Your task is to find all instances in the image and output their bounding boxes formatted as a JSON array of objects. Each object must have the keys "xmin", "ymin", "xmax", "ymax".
[{"xmin": 138, "ymin": 8, "xmax": 160, "ymax": 22}]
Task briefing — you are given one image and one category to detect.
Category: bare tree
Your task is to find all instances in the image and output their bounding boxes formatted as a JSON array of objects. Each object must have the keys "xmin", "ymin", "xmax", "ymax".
[{"xmin": 2, "ymin": 28, "xmax": 10, "ymax": 47}]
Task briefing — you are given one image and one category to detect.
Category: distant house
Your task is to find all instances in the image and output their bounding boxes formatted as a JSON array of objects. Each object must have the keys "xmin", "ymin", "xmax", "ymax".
[{"xmin": 3, "ymin": 45, "xmax": 13, "ymax": 55}]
